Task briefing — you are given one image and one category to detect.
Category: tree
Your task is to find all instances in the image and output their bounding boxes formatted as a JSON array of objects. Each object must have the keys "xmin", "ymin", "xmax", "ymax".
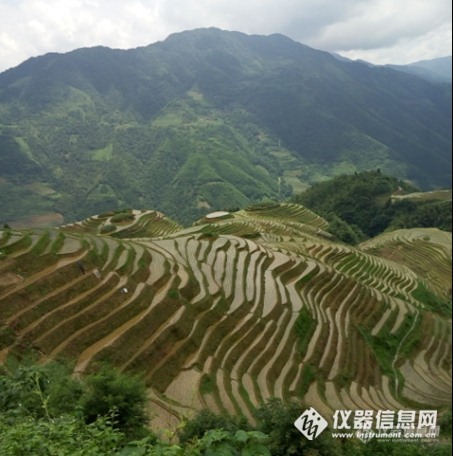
[
  {"xmin": 327, "ymin": 215, "xmax": 365, "ymax": 244},
  {"xmin": 254, "ymin": 399, "xmax": 342, "ymax": 456},
  {"xmin": 0, "ymin": 413, "xmax": 123, "ymax": 456},
  {"xmin": 81, "ymin": 364, "xmax": 149, "ymax": 439},
  {"xmin": 178, "ymin": 409, "xmax": 250, "ymax": 444},
  {"xmin": 0, "ymin": 360, "xmax": 83, "ymax": 420}
]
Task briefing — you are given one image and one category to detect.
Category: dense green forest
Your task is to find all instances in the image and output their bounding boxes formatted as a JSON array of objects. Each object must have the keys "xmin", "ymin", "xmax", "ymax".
[
  {"xmin": 294, "ymin": 171, "xmax": 452, "ymax": 244},
  {"xmin": 0, "ymin": 360, "xmax": 451, "ymax": 455},
  {"xmin": 0, "ymin": 29, "xmax": 451, "ymax": 226}
]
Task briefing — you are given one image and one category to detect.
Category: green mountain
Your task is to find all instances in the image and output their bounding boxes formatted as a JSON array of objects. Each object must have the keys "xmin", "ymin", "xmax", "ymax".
[
  {"xmin": 0, "ymin": 203, "xmax": 451, "ymax": 429},
  {"xmin": 0, "ymin": 28, "xmax": 451, "ymax": 225}
]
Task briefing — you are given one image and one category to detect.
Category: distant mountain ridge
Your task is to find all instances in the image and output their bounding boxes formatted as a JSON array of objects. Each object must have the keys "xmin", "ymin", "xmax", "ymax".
[
  {"xmin": 0, "ymin": 28, "xmax": 451, "ymax": 225},
  {"xmin": 387, "ymin": 56, "xmax": 452, "ymax": 83}
]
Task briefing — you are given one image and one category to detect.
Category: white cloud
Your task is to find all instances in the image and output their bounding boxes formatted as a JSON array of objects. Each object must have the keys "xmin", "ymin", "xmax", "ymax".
[
  {"xmin": 309, "ymin": 0, "xmax": 451, "ymax": 50},
  {"xmin": 340, "ymin": 21, "xmax": 453, "ymax": 64},
  {"xmin": 0, "ymin": 0, "xmax": 451, "ymax": 72}
]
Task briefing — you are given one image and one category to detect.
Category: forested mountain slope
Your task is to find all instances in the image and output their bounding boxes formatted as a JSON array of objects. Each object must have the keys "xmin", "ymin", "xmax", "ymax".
[
  {"xmin": 294, "ymin": 171, "xmax": 452, "ymax": 242},
  {"xmin": 0, "ymin": 28, "xmax": 451, "ymax": 225}
]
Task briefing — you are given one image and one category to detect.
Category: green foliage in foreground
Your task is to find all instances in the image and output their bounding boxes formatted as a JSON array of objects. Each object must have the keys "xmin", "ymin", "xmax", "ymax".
[
  {"xmin": 121, "ymin": 430, "xmax": 271, "ymax": 456},
  {"xmin": 82, "ymin": 364, "xmax": 149, "ymax": 439},
  {"xmin": 0, "ymin": 361, "xmax": 451, "ymax": 455},
  {"xmin": 0, "ymin": 360, "xmax": 149, "ymax": 440},
  {"xmin": 0, "ymin": 414, "xmax": 122, "ymax": 456}
]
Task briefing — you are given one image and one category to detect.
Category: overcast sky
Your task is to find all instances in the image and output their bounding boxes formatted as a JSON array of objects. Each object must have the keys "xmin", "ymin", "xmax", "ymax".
[{"xmin": 0, "ymin": 0, "xmax": 451, "ymax": 73}]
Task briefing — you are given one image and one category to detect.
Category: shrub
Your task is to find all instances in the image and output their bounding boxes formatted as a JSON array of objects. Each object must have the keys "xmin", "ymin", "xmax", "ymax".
[
  {"xmin": 110, "ymin": 213, "xmax": 135, "ymax": 224},
  {"xmin": 178, "ymin": 410, "xmax": 250, "ymax": 444},
  {"xmin": 81, "ymin": 365, "xmax": 149, "ymax": 439},
  {"xmin": 254, "ymin": 398, "xmax": 343, "ymax": 456},
  {"xmin": 100, "ymin": 224, "xmax": 116, "ymax": 234}
]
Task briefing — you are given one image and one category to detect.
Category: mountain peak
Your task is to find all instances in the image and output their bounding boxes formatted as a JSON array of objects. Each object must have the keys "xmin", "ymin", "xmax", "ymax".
[{"xmin": 0, "ymin": 28, "xmax": 451, "ymax": 225}]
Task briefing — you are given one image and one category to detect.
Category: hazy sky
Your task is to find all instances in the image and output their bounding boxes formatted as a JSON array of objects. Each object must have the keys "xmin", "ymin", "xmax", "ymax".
[{"xmin": 0, "ymin": 0, "xmax": 451, "ymax": 72}]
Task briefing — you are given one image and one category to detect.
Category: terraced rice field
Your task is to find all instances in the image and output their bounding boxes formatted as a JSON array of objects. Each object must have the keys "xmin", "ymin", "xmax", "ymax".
[{"xmin": 0, "ymin": 203, "xmax": 451, "ymax": 428}]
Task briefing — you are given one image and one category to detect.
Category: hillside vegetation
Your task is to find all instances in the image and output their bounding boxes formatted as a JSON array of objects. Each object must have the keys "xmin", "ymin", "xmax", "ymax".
[
  {"xmin": 0, "ymin": 202, "xmax": 451, "ymax": 433},
  {"xmin": 0, "ymin": 28, "xmax": 451, "ymax": 225},
  {"xmin": 1, "ymin": 362, "xmax": 451, "ymax": 455},
  {"xmin": 294, "ymin": 171, "xmax": 452, "ymax": 243}
]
